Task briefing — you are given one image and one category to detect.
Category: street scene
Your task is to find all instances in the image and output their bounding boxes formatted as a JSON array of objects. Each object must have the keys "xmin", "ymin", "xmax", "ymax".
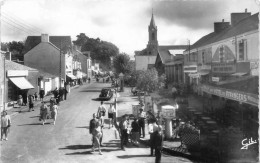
[{"xmin": 0, "ymin": 0, "xmax": 259, "ymax": 163}]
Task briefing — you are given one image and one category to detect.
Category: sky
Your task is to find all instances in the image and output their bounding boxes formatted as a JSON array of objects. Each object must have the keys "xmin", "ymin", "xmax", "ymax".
[{"xmin": 1, "ymin": 0, "xmax": 259, "ymax": 58}]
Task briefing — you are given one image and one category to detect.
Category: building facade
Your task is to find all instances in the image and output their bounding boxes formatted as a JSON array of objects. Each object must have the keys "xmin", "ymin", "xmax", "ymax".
[{"xmin": 135, "ymin": 13, "xmax": 158, "ymax": 71}]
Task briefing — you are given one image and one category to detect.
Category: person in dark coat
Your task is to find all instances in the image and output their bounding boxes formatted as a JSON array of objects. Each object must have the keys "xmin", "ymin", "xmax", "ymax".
[
  {"xmin": 154, "ymin": 125, "xmax": 163, "ymax": 163},
  {"xmin": 39, "ymin": 89, "xmax": 45, "ymax": 101},
  {"xmin": 22, "ymin": 91, "xmax": 28, "ymax": 106},
  {"xmin": 64, "ymin": 87, "xmax": 68, "ymax": 100},
  {"xmin": 28, "ymin": 94, "xmax": 34, "ymax": 112},
  {"xmin": 59, "ymin": 87, "xmax": 64, "ymax": 101}
]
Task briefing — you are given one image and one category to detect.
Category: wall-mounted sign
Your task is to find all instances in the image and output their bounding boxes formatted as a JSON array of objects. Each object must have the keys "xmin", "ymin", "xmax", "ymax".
[
  {"xmin": 200, "ymin": 84, "xmax": 258, "ymax": 107},
  {"xmin": 7, "ymin": 70, "xmax": 28, "ymax": 77},
  {"xmin": 212, "ymin": 77, "xmax": 220, "ymax": 82},
  {"xmin": 184, "ymin": 65, "xmax": 197, "ymax": 73},
  {"xmin": 161, "ymin": 105, "xmax": 177, "ymax": 119},
  {"xmin": 212, "ymin": 62, "xmax": 236, "ymax": 74}
]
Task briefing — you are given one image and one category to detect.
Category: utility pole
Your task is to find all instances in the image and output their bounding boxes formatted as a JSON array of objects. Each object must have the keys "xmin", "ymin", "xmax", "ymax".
[
  {"xmin": 60, "ymin": 41, "xmax": 62, "ymax": 89},
  {"xmin": 0, "ymin": 0, "xmax": 6, "ymax": 112}
]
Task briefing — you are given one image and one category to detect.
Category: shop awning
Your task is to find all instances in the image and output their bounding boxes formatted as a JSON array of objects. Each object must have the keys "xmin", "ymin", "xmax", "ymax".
[
  {"xmin": 231, "ymin": 72, "xmax": 247, "ymax": 76},
  {"xmin": 198, "ymin": 70, "xmax": 210, "ymax": 76},
  {"xmin": 9, "ymin": 77, "xmax": 34, "ymax": 90},
  {"xmin": 66, "ymin": 74, "xmax": 77, "ymax": 80},
  {"xmin": 189, "ymin": 73, "xmax": 199, "ymax": 78}
]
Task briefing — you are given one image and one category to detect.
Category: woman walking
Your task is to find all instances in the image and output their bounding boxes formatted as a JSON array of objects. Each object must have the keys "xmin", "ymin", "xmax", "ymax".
[
  {"xmin": 108, "ymin": 104, "xmax": 116, "ymax": 129},
  {"xmin": 50, "ymin": 102, "xmax": 58, "ymax": 125},
  {"xmin": 17, "ymin": 95, "xmax": 23, "ymax": 112},
  {"xmin": 1, "ymin": 111, "xmax": 11, "ymax": 141},
  {"xmin": 40, "ymin": 102, "xmax": 48, "ymax": 125},
  {"xmin": 91, "ymin": 117, "xmax": 103, "ymax": 155}
]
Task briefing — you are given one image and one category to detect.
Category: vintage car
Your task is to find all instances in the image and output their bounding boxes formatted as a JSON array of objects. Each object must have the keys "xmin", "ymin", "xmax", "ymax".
[{"xmin": 98, "ymin": 88, "xmax": 113, "ymax": 101}]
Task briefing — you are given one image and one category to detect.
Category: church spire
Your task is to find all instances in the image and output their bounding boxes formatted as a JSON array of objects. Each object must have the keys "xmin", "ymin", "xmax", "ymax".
[{"xmin": 149, "ymin": 9, "xmax": 156, "ymax": 28}]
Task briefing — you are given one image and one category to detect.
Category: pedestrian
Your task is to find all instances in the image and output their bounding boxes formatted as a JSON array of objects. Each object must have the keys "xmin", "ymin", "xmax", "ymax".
[
  {"xmin": 108, "ymin": 103, "xmax": 115, "ymax": 129},
  {"xmin": 172, "ymin": 86, "xmax": 177, "ymax": 99},
  {"xmin": 154, "ymin": 125, "xmax": 163, "ymax": 163},
  {"xmin": 22, "ymin": 92, "xmax": 28, "ymax": 106},
  {"xmin": 91, "ymin": 115, "xmax": 103, "ymax": 155},
  {"xmin": 53, "ymin": 87, "xmax": 58, "ymax": 99},
  {"xmin": 97, "ymin": 101, "xmax": 106, "ymax": 121},
  {"xmin": 34, "ymin": 92, "xmax": 38, "ymax": 101},
  {"xmin": 131, "ymin": 117, "xmax": 140, "ymax": 145},
  {"xmin": 89, "ymin": 113, "xmax": 98, "ymax": 149},
  {"xmin": 17, "ymin": 95, "xmax": 23, "ymax": 109},
  {"xmin": 88, "ymin": 77, "xmax": 91, "ymax": 83},
  {"xmin": 119, "ymin": 115, "xmax": 128, "ymax": 150},
  {"xmin": 50, "ymin": 102, "xmax": 58, "ymax": 125},
  {"xmin": 149, "ymin": 118, "xmax": 159, "ymax": 156},
  {"xmin": 39, "ymin": 88, "xmax": 45, "ymax": 101},
  {"xmin": 138, "ymin": 108, "xmax": 146, "ymax": 138},
  {"xmin": 64, "ymin": 85, "xmax": 69, "ymax": 101},
  {"xmin": 28, "ymin": 94, "xmax": 35, "ymax": 112},
  {"xmin": 1, "ymin": 111, "xmax": 11, "ymax": 141},
  {"xmin": 39, "ymin": 102, "xmax": 48, "ymax": 125},
  {"xmin": 59, "ymin": 87, "xmax": 64, "ymax": 101}
]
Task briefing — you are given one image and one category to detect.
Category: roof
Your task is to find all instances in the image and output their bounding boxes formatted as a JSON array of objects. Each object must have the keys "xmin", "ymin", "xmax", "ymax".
[
  {"xmin": 149, "ymin": 13, "xmax": 156, "ymax": 28},
  {"xmin": 158, "ymin": 45, "xmax": 188, "ymax": 64},
  {"xmin": 24, "ymin": 36, "xmax": 72, "ymax": 53},
  {"xmin": 186, "ymin": 12, "xmax": 259, "ymax": 51},
  {"xmin": 5, "ymin": 60, "xmax": 37, "ymax": 71},
  {"xmin": 38, "ymin": 70, "xmax": 58, "ymax": 78}
]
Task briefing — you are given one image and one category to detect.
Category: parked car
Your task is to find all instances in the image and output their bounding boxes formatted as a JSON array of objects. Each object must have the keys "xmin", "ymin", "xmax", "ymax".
[
  {"xmin": 98, "ymin": 88, "xmax": 113, "ymax": 101},
  {"xmin": 131, "ymin": 87, "xmax": 144, "ymax": 96}
]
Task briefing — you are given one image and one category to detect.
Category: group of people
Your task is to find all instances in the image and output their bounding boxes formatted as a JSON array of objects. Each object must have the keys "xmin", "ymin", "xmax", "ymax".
[
  {"xmin": 39, "ymin": 97, "xmax": 59, "ymax": 125},
  {"xmin": 89, "ymin": 101, "xmax": 117, "ymax": 155}
]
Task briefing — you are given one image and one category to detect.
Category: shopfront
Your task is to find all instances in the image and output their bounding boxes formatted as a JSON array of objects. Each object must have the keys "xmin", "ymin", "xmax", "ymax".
[{"xmin": 7, "ymin": 70, "xmax": 34, "ymax": 102}]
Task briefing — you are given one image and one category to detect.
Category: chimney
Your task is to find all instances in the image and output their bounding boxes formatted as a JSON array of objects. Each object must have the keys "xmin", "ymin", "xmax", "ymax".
[
  {"xmin": 231, "ymin": 9, "xmax": 251, "ymax": 26},
  {"xmin": 214, "ymin": 20, "xmax": 230, "ymax": 33},
  {"xmin": 41, "ymin": 34, "xmax": 49, "ymax": 42}
]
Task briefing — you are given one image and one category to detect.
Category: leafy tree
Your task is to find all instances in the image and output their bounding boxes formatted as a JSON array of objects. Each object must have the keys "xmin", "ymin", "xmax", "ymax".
[
  {"xmin": 8, "ymin": 41, "xmax": 24, "ymax": 55},
  {"xmin": 136, "ymin": 68, "xmax": 161, "ymax": 93},
  {"xmin": 72, "ymin": 33, "xmax": 89, "ymax": 47},
  {"xmin": 73, "ymin": 33, "xmax": 119, "ymax": 71},
  {"xmin": 112, "ymin": 53, "xmax": 131, "ymax": 74}
]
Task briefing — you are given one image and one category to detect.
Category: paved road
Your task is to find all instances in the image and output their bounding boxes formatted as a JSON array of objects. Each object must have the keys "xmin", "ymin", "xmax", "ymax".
[{"xmin": 1, "ymin": 82, "xmax": 194, "ymax": 163}]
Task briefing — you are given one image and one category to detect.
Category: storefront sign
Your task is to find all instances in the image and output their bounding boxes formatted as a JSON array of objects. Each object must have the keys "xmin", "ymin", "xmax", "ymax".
[
  {"xmin": 132, "ymin": 104, "xmax": 141, "ymax": 117},
  {"xmin": 184, "ymin": 65, "xmax": 197, "ymax": 73},
  {"xmin": 212, "ymin": 77, "xmax": 220, "ymax": 82},
  {"xmin": 161, "ymin": 105, "xmax": 176, "ymax": 119},
  {"xmin": 7, "ymin": 70, "xmax": 28, "ymax": 77},
  {"xmin": 212, "ymin": 62, "xmax": 236, "ymax": 74},
  {"xmin": 200, "ymin": 85, "xmax": 259, "ymax": 106}
]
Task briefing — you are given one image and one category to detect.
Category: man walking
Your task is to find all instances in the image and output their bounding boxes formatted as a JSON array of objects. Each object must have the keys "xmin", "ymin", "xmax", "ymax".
[
  {"xmin": 119, "ymin": 115, "xmax": 128, "ymax": 150},
  {"xmin": 89, "ymin": 113, "xmax": 98, "ymax": 148},
  {"xmin": 1, "ymin": 111, "xmax": 11, "ymax": 141},
  {"xmin": 154, "ymin": 125, "xmax": 163, "ymax": 163},
  {"xmin": 28, "ymin": 94, "xmax": 35, "ymax": 112},
  {"xmin": 138, "ymin": 108, "xmax": 146, "ymax": 138},
  {"xmin": 97, "ymin": 101, "xmax": 106, "ymax": 146}
]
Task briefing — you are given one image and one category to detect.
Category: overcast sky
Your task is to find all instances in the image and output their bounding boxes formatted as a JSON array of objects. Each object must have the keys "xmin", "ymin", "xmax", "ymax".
[{"xmin": 2, "ymin": 0, "xmax": 259, "ymax": 57}]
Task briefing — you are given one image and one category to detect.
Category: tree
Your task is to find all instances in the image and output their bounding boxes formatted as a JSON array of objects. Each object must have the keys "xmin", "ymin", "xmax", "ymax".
[
  {"xmin": 136, "ymin": 68, "xmax": 161, "ymax": 93},
  {"xmin": 73, "ymin": 33, "xmax": 119, "ymax": 71},
  {"xmin": 72, "ymin": 33, "xmax": 89, "ymax": 47},
  {"xmin": 8, "ymin": 41, "xmax": 24, "ymax": 55},
  {"xmin": 112, "ymin": 53, "xmax": 131, "ymax": 74}
]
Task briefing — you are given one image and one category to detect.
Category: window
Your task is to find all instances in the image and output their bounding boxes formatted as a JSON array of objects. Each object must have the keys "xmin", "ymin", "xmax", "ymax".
[
  {"xmin": 239, "ymin": 40, "xmax": 245, "ymax": 61},
  {"xmin": 152, "ymin": 32, "xmax": 155, "ymax": 40},
  {"xmin": 202, "ymin": 51, "xmax": 205, "ymax": 64},
  {"xmin": 219, "ymin": 45, "xmax": 224, "ymax": 63}
]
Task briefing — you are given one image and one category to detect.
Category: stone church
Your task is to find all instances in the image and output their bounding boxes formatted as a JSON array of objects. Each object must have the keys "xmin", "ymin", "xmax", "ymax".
[{"xmin": 135, "ymin": 13, "xmax": 188, "ymax": 72}]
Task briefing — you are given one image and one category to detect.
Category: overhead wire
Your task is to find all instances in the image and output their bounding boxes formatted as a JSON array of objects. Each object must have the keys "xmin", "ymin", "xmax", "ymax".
[{"xmin": 2, "ymin": 11, "xmax": 43, "ymax": 33}]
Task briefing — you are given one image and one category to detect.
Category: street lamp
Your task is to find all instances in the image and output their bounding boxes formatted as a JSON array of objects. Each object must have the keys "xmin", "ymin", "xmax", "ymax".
[{"xmin": 119, "ymin": 73, "xmax": 124, "ymax": 92}]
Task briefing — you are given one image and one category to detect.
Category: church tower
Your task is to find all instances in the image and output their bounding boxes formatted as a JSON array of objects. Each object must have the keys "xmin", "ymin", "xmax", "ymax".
[{"xmin": 147, "ymin": 11, "xmax": 158, "ymax": 56}]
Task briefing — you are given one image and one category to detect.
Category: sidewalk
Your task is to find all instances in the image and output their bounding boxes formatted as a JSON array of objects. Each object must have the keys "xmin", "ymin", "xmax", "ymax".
[
  {"xmin": 4, "ymin": 84, "xmax": 81, "ymax": 117},
  {"xmin": 115, "ymin": 87, "xmax": 205, "ymax": 162}
]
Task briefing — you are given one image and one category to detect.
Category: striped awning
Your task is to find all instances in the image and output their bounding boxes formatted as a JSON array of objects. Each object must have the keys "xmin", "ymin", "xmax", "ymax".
[
  {"xmin": 66, "ymin": 74, "xmax": 77, "ymax": 80},
  {"xmin": 9, "ymin": 77, "xmax": 34, "ymax": 90}
]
